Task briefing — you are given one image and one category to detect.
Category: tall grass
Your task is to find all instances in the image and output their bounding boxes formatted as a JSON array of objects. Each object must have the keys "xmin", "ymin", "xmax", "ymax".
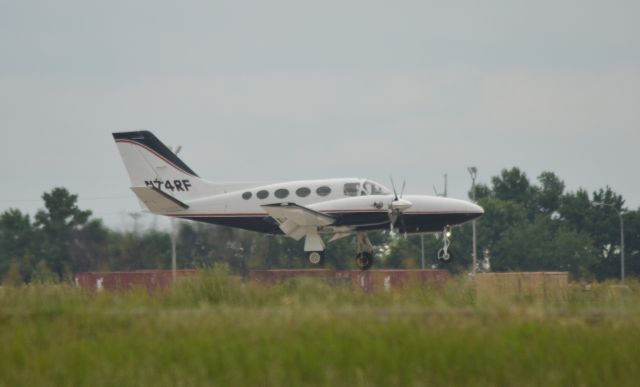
[{"xmin": 0, "ymin": 270, "xmax": 639, "ymax": 386}]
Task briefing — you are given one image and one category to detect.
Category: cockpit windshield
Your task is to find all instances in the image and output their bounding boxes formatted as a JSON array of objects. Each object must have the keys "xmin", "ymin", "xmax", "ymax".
[
  {"xmin": 343, "ymin": 180, "xmax": 391, "ymax": 197},
  {"xmin": 361, "ymin": 180, "xmax": 391, "ymax": 196},
  {"xmin": 343, "ymin": 182, "xmax": 360, "ymax": 197}
]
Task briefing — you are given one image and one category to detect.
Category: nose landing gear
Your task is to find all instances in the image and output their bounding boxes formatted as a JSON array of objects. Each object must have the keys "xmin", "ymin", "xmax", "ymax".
[
  {"xmin": 437, "ymin": 226, "xmax": 453, "ymax": 262},
  {"xmin": 355, "ymin": 233, "xmax": 374, "ymax": 270}
]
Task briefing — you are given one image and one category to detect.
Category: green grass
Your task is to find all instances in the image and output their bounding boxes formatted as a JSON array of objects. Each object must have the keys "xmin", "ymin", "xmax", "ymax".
[{"xmin": 0, "ymin": 269, "xmax": 639, "ymax": 386}]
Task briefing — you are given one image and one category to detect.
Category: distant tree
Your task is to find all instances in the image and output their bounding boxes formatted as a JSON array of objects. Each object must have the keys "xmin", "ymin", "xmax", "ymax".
[
  {"xmin": 69, "ymin": 219, "xmax": 110, "ymax": 273},
  {"xmin": 0, "ymin": 209, "xmax": 36, "ymax": 281},
  {"xmin": 34, "ymin": 187, "xmax": 93, "ymax": 277},
  {"xmin": 449, "ymin": 169, "xmax": 626, "ymax": 279},
  {"xmin": 475, "ymin": 197, "xmax": 528, "ymax": 246},
  {"xmin": 558, "ymin": 189, "xmax": 594, "ymax": 233},
  {"xmin": 386, "ymin": 237, "xmax": 417, "ymax": 269},
  {"xmin": 471, "ymin": 183, "xmax": 493, "ymax": 201},
  {"xmin": 2, "ymin": 179, "xmax": 632, "ymax": 281},
  {"xmin": 536, "ymin": 171, "xmax": 565, "ymax": 214},
  {"xmin": 622, "ymin": 210, "xmax": 640, "ymax": 279},
  {"xmin": 31, "ymin": 260, "xmax": 58, "ymax": 284},
  {"xmin": 491, "ymin": 167, "xmax": 535, "ymax": 208},
  {"xmin": 559, "ymin": 186, "xmax": 626, "ymax": 277},
  {"xmin": 177, "ymin": 223, "xmax": 252, "ymax": 270},
  {"xmin": 324, "ymin": 235, "xmax": 354, "ymax": 270},
  {"xmin": 109, "ymin": 229, "xmax": 171, "ymax": 271},
  {"xmin": 491, "ymin": 215, "xmax": 598, "ymax": 279},
  {"xmin": 3, "ymin": 260, "xmax": 22, "ymax": 286}
]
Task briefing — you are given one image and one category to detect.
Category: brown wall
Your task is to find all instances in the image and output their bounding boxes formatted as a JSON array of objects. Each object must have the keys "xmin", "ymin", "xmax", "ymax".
[{"xmin": 74, "ymin": 270, "xmax": 198, "ymax": 292}]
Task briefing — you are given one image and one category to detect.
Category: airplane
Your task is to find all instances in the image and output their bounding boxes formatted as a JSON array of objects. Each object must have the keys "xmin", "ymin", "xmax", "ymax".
[{"xmin": 112, "ymin": 130, "xmax": 484, "ymax": 269}]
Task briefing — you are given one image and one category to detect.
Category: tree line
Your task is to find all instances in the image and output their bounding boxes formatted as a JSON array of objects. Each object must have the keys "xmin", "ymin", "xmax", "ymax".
[{"xmin": 0, "ymin": 167, "xmax": 637, "ymax": 283}]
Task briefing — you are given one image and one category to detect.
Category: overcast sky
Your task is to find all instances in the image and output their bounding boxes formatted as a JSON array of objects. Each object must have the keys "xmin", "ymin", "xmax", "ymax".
[{"xmin": 1, "ymin": 0, "xmax": 638, "ymax": 230}]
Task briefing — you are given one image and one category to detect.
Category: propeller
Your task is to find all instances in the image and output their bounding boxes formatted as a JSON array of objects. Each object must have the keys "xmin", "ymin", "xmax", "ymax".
[{"xmin": 388, "ymin": 177, "xmax": 412, "ymax": 236}]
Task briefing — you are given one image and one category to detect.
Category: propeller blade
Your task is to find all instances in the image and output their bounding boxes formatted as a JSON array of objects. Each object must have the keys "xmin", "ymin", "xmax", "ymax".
[
  {"xmin": 400, "ymin": 179, "xmax": 406, "ymax": 198},
  {"xmin": 389, "ymin": 176, "xmax": 398, "ymax": 200}
]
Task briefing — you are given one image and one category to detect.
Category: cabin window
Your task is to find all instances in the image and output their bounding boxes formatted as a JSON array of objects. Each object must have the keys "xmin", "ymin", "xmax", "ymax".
[
  {"xmin": 316, "ymin": 186, "xmax": 331, "ymax": 196},
  {"xmin": 275, "ymin": 188, "xmax": 289, "ymax": 199},
  {"xmin": 257, "ymin": 190, "xmax": 269, "ymax": 199},
  {"xmin": 343, "ymin": 182, "xmax": 360, "ymax": 197},
  {"xmin": 242, "ymin": 191, "xmax": 252, "ymax": 200},
  {"xmin": 296, "ymin": 187, "xmax": 311, "ymax": 197}
]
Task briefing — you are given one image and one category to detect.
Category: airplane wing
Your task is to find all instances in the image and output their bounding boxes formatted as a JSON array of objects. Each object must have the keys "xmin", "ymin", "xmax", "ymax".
[
  {"xmin": 261, "ymin": 203, "xmax": 335, "ymax": 240},
  {"xmin": 131, "ymin": 186, "xmax": 189, "ymax": 213}
]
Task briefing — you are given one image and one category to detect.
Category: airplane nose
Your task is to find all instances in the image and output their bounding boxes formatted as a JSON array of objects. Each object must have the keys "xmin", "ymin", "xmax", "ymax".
[
  {"xmin": 465, "ymin": 202, "xmax": 484, "ymax": 221},
  {"xmin": 470, "ymin": 202, "xmax": 484, "ymax": 215}
]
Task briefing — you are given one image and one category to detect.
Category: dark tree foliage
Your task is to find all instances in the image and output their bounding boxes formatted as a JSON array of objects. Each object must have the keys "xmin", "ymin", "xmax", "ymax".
[
  {"xmin": 0, "ymin": 209, "xmax": 35, "ymax": 281},
  {"xmin": 468, "ymin": 170, "xmax": 636, "ymax": 280},
  {"xmin": 536, "ymin": 171, "xmax": 565, "ymax": 214},
  {"xmin": 0, "ymin": 176, "xmax": 638, "ymax": 282},
  {"xmin": 34, "ymin": 188, "xmax": 93, "ymax": 278},
  {"xmin": 0, "ymin": 188, "xmax": 110, "ymax": 282},
  {"xmin": 492, "ymin": 168, "xmax": 533, "ymax": 203}
]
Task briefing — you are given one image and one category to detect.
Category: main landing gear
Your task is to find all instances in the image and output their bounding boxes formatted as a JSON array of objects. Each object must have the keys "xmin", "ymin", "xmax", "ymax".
[
  {"xmin": 305, "ymin": 228, "xmax": 326, "ymax": 267},
  {"xmin": 307, "ymin": 251, "xmax": 325, "ymax": 266},
  {"xmin": 437, "ymin": 226, "xmax": 453, "ymax": 262},
  {"xmin": 306, "ymin": 232, "xmax": 374, "ymax": 270},
  {"xmin": 355, "ymin": 233, "xmax": 374, "ymax": 270}
]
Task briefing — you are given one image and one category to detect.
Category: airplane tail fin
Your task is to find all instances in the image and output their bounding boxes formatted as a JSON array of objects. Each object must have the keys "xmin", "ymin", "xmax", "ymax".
[{"xmin": 113, "ymin": 130, "xmax": 217, "ymax": 208}]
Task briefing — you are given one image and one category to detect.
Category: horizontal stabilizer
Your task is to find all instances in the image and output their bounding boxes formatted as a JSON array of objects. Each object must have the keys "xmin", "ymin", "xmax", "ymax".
[{"xmin": 130, "ymin": 186, "xmax": 189, "ymax": 213}]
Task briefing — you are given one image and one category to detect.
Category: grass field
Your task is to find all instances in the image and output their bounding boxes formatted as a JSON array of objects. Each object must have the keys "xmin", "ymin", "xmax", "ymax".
[{"xmin": 0, "ymin": 268, "xmax": 639, "ymax": 386}]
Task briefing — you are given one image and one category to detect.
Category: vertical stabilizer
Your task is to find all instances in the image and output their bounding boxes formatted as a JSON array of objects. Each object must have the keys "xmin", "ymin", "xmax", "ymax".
[{"xmin": 113, "ymin": 130, "xmax": 216, "ymax": 204}]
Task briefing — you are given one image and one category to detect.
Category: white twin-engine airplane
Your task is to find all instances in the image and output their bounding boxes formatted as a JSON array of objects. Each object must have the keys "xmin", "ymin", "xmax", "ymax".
[{"xmin": 113, "ymin": 131, "xmax": 484, "ymax": 269}]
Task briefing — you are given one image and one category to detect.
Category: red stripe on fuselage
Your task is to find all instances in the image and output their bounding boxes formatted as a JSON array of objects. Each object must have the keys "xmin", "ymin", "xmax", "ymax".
[
  {"xmin": 170, "ymin": 210, "xmax": 471, "ymax": 217},
  {"xmin": 171, "ymin": 213, "xmax": 269, "ymax": 217}
]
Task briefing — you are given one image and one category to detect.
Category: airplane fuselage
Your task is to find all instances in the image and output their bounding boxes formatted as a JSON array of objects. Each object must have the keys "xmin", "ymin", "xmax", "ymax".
[
  {"xmin": 164, "ymin": 178, "xmax": 482, "ymax": 235},
  {"xmin": 113, "ymin": 130, "xmax": 484, "ymax": 269}
]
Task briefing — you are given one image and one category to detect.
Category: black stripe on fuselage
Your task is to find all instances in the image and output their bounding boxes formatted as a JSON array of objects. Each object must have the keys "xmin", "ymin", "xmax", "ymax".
[
  {"xmin": 180, "ymin": 216, "xmax": 282, "ymax": 234},
  {"xmin": 176, "ymin": 211, "xmax": 482, "ymax": 235},
  {"xmin": 395, "ymin": 212, "xmax": 480, "ymax": 233}
]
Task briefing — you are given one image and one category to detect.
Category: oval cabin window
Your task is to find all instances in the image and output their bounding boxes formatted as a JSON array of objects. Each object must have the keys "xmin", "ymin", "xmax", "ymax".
[
  {"xmin": 257, "ymin": 190, "xmax": 269, "ymax": 199},
  {"xmin": 242, "ymin": 191, "xmax": 252, "ymax": 200},
  {"xmin": 316, "ymin": 186, "xmax": 331, "ymax": 196},
  {"xmin": 296, "ymin": 187, "xmax": 311, "ymax": 197},
  {"xmin": 275, "ymin": 188, "xmax": 289, "ymax": 199}
]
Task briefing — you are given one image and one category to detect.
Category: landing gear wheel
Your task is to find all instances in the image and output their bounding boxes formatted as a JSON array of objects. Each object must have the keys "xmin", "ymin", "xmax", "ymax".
[
  {"xmin": 307, "ymin": 251, "xmax": 325, "ymax": 266},
  {"xmin": 436, "ymin": 225, "xmax": 453, "ymax": 262},
  {"xmin": 355, "ymin": 252, "xmax": 374, "ymax": 270},
  {"xmin": 437, "ymin": 248, "xmax": 453, "ymax": 262}
]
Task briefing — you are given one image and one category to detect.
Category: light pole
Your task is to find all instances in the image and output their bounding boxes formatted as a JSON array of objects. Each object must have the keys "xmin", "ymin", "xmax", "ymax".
[
  {"xmin": 468, "ymin": 167, "xmax": 478, "ymax": 276},
  {"xmin": 593, "ymin": 201, "xmax": 625, "ymax": 283},
  {"xmin": 170, "ymin": 145, "xmax": 182, "ymax": 283},
  {"xmin": 420, "ymin": 234, "xmax": 425, "ymax": 269},
  {"xmin": 171, "ymin": 217, "xmax": 177, "ymax": 282}
]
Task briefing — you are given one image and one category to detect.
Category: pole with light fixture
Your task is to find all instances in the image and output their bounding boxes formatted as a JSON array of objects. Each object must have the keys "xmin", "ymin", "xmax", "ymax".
[
  {"xmin": 468, "ymin": 167, "xmax": 478, "ymax": 276},
  {"xmin": 420, "ymin": 233, "xmax": 425, "ymax": 269},
  {"xmin": 170, "ymin": 145, "xmax": 182, "ymax": 283}
]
